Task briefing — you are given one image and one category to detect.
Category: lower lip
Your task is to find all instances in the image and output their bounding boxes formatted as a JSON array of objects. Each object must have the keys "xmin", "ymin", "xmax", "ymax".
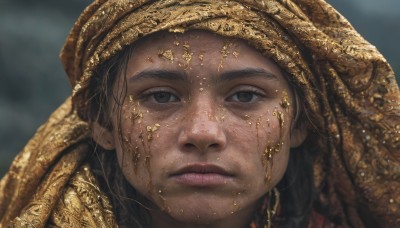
[{"xmin": 172, "ymin": 173, "xmax": 232, "ymax": 187}]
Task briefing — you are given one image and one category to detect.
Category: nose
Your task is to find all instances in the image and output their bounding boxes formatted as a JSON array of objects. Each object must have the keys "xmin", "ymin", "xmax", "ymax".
[{"xmin": 178, "ymin": 99, "xmax": 227, "ymax": 153}]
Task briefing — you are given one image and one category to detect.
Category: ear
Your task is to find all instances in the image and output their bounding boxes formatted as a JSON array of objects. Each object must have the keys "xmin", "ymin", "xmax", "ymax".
[
  {"xmin": 92, "ymin": 122, "xmax": 115, "ymax": 150},
  {"xmin": 290, "ymin": 124, "xmax": 308, "ymax": 148}
]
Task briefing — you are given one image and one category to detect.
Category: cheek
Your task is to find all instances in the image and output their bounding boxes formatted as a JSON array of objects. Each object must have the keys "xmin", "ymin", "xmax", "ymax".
[
  {"xmin": 112, "ymin": 104, "xmax": 160, "ymax": 195},
  {"xmin": 224, "ymin": 109, "xmax": 290, "ymax": 186}
]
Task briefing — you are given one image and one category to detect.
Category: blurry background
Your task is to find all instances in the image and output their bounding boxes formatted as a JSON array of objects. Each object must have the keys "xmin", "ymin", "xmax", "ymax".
[{"xmin": 1, "ymin": 0, "xmax": 399, "ymax": 176}]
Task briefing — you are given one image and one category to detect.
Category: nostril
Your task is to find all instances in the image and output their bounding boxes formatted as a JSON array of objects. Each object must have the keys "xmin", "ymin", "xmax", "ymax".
[
  {"xmin": 209, "ymin": 143, "xmax": 219, "ymax": 149},
  {"xmin": 182, "ymin": 142, "xmax": 221, "ymax": 152},
  {"xmin": 184, "ymin": 143, "xmax": 197, "ymax": 150}
]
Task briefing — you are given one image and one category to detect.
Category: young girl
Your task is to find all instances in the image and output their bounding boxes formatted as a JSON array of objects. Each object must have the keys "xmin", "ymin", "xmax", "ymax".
[{"xmin": 1, "ymin": 0, "xmax": 399, "ymax": 227}]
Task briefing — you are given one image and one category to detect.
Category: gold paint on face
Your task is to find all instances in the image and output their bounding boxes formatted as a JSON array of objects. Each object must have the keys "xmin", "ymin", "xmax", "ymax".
[
  {"xmin": 108, "ymin": 30, "xmax": 299, "ymax": 226},
  {"xmin": 158, "ymin": 49, "xmax": 174, "ymax": 62},
  {"xmin": 182, "ymin": 42, "xmax": 193, "ymax": 68},
  {"xmin": 280, "ymin": 90, "xmax": 290, "ymax": 112}
]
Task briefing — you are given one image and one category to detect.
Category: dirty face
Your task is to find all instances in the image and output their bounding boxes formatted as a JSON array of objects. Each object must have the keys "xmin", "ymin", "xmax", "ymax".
[{"xmin": 94, "ymin": 30, "xmax": 306, "ymax": 227}]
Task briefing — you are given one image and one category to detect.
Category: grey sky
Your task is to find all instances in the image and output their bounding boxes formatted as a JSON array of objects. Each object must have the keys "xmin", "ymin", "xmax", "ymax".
[{"xmin": 352, "ymin": 0, "xmax": 399, "ymax": 16}]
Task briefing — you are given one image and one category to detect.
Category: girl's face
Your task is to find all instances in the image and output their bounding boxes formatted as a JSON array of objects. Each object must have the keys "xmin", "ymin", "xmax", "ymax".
[{"xmin": 94, "ymin": 30, "xmax": 306, "ymax": 226}]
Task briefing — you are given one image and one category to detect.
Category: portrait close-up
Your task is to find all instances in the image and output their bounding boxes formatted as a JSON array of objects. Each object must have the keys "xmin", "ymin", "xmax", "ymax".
[{"xmin": 0, "ymin": 0, "xmax": 399, "ymax": 227}]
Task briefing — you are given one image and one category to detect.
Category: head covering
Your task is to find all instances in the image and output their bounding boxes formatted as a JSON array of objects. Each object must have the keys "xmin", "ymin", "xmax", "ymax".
[{"xmin": 1, "ymin": 0, "xmax": 399, "ymax": 227}]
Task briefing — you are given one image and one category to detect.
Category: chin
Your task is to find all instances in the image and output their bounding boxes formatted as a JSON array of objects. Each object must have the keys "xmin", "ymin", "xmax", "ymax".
[{"xmin": 151, "ymin": 194, "xmax": 255, "ymax": 227}]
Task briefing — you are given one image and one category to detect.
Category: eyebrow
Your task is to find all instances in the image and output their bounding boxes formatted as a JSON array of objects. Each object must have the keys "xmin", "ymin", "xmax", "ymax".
[
  {"xmin": 216, "ymin": 68, "xmax": 278, "ymax": 82},
  {"xmin": 129, "ymin": 69, "xmax": 187, "ymax": 83},
  {"xmin": 128, "ymin": 68, "xmax": 278, "ymax": 83}
]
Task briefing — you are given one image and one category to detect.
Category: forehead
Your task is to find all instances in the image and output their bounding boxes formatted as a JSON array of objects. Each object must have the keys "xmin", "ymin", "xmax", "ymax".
[
  {"xmin": 133, "ymin": 30, "xmax": 233, "ymax": 50},
  {"xmin": 128, "ymin": 30, "xmax": 283, "ymax": 77}
]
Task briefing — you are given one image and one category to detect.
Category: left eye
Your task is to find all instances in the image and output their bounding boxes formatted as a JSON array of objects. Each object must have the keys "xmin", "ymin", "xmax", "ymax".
[
  {"xmin": 233, "ymin": 92, "xmax": 256, "ymax": 102},
  {"xmin": 228, "ymin": 91, "xmax": 262, "ymax": 103}
]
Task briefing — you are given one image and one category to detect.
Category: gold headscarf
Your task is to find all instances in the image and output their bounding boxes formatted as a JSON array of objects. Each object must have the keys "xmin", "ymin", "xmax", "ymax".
[{"xmin": 1, "ymin": 0, "xmax": 399, "ymax": 227}]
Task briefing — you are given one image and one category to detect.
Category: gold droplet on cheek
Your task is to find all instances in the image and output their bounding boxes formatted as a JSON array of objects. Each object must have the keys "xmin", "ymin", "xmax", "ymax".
[
  {"xmin": 280, "ymin": 90, "xmax": 291, "ymax": 113},
  {"xmin": 260, "ymin": 109, "xmax": 285, "ymax": 183},
  {"xmin": 125, "ymin": 98, "xmax": 158, "ymax": 195},
  {"xmin": 146, "ymin": 123, "xmax": 161, "ymax": 140},
  {"xmin": 129, "ymin": 96, "xmax": 143, "ymax": 123}
]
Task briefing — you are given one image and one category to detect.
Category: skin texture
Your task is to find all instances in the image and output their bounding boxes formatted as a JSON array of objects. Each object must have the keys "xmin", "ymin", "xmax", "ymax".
[{"xmin": 93, "ymin": 30, "xmax": 307, "ymax": 228}]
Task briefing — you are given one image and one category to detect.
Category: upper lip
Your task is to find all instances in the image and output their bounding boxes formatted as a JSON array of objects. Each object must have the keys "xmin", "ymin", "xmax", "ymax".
[{"xmin": 170, "ymin": 163, "xmax": 233, "ymax": 177}]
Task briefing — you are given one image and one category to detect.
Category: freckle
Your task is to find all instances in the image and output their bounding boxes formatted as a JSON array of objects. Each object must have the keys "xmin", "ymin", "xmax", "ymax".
[{"xmin": 146, "ymin": 57, "xmax": 154, "ymax": 63}]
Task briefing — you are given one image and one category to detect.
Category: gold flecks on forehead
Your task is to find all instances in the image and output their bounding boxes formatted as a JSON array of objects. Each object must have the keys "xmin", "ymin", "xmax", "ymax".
[
  {"xmin": 218, "ymin": 40, "xmax": 238, "ymax": 71},
  {"xmin": 158, "ymin": 49, "xmax": 174, "ymax": 62},
  {"xmin": 220, "ymin": 41, "xmax": 231, "ymax": 58},
  {"xmin": 232, "ymin": 50, "xmax": 239, "ymax": 58},
  {"xmin": 198, "ymin": 50, "xmax": 205, "ymax": 66},
  {"xmin": 182, "ymin": 42, "xmax": 193, "ymax": 68}
]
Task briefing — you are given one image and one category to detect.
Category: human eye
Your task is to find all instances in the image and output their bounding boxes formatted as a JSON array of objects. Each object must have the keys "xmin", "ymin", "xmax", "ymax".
[
  {"xmin": 226, "ymin": 86, "xmax": 265, "ymax": 103},
  {"xmin": 140, "ymin": 88, "xmax": 181, "ymax": 104}
]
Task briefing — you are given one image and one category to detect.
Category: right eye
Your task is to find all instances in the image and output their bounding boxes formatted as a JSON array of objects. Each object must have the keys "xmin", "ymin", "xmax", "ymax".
[
  {"xmin": 152, "ymin": 91, "xmax": 180, "ymax": 103},
  {"xmin": 139, "ymin": 88, "xmax": 181, "ymax": 104}
]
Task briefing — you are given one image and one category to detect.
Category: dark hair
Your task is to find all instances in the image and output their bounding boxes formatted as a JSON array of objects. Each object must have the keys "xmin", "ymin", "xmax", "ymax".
[{"xmin": 86, "ymin": 35, "xmax": 317, "ymax": 227}]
